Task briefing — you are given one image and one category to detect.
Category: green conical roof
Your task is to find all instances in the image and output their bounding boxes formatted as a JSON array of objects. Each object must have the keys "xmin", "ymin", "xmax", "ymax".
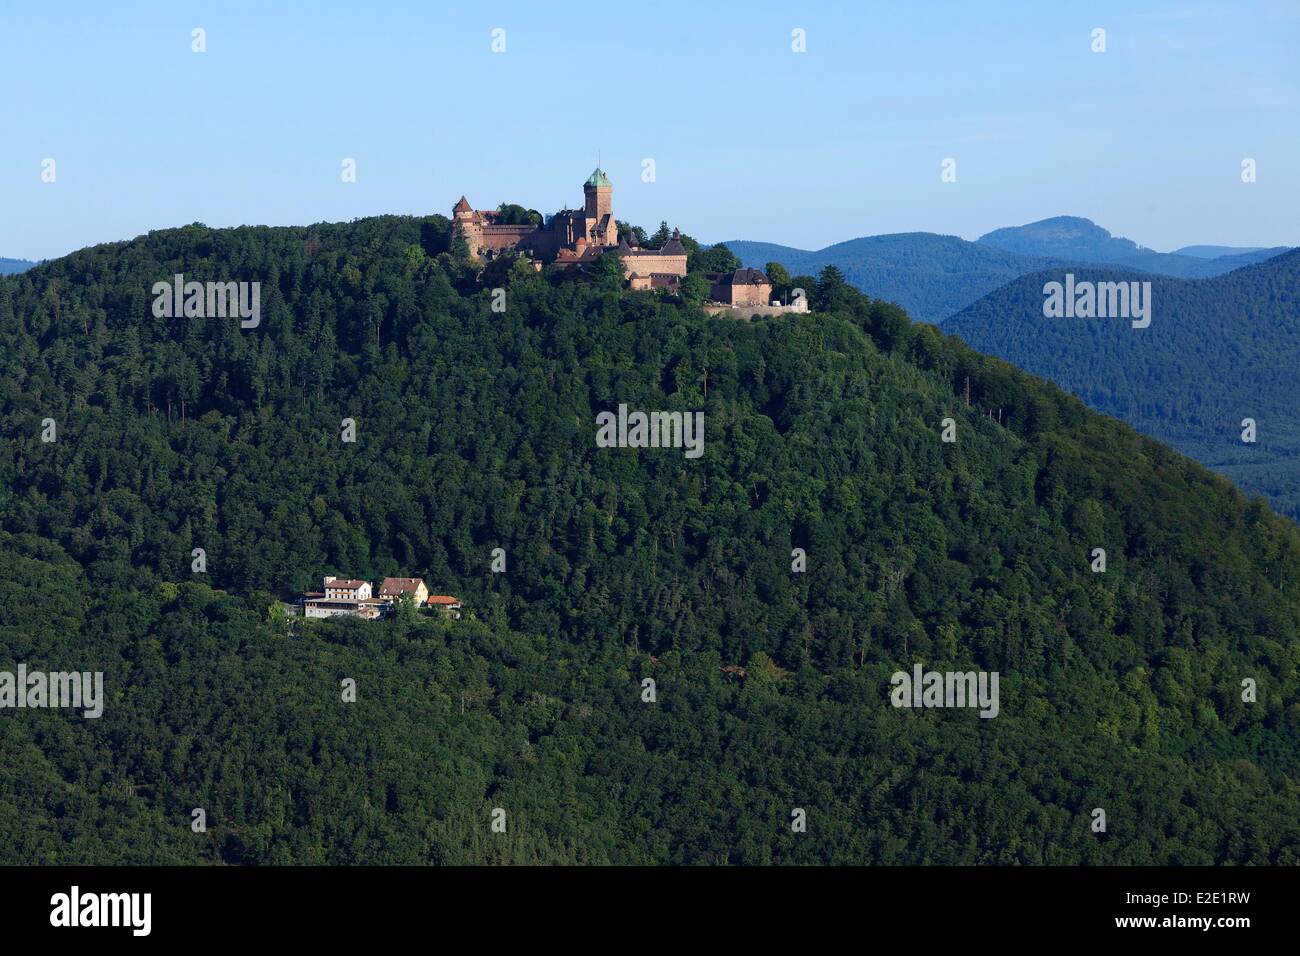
[{"xmin": 585, "ymin": 168, "xmax": 612, "ymax": 189}]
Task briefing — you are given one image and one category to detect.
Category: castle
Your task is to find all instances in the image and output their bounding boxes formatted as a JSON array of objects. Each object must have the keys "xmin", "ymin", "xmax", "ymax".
[{"xmin": 451, "ymin": 169, "xmax": 689, "ymax": 291}]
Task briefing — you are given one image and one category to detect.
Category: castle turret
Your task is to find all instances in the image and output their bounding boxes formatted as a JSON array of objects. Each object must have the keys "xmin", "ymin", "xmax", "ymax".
[{"xmin": 583, "ymin": 168, "xmax": 613, "ymax": 221}]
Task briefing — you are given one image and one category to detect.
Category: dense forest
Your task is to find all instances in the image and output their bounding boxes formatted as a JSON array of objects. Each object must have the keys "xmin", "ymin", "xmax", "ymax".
[
  {"xmin": 1, "ymin": 216, "xmax": 1298, "ymax": 864},
  {"xmin": 946, "ymin": 253, "xmax": 1300, "ymax": 519}
]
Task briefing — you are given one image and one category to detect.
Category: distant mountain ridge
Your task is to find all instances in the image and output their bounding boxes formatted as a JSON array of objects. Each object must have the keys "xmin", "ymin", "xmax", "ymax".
[
  {"xmin": 725, "ymin": 217, "xmax": 1291, "ymax": 324},
  {"xmin": 0, "ymin": 258, "xmax": 36, "ymax": 276},
  {"xmin": 724, "ymin": 233, "xmax": 1064, "ymax": 326},
  {"xmin": 978, "ymin": 216, "xmax": 1145, "ymax": 259},
  {"xmin": 944, "ymin": 249, "xmax": 1300, "ymax": 518},
  {"xmin": 1174, "ymin": 245, "xmax": 1271, "ymax": 259},
  {"xmin": 977, "ymin": 216, "xmax": 1289, "ymax": 278}
]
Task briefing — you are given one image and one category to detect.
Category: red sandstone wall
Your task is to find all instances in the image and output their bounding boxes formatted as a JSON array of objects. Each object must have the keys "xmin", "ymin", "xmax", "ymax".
[
  {"xmin": 732, "ymin": 283, "xmax": 771, "ymax": 307},
  {"xmin": 619, "ymin": 253, "xmax": 687, "ymax": 279}
]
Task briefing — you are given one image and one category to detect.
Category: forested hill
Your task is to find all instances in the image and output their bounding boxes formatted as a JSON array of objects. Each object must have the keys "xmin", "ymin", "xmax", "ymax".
[
  {"xmin": 945, "ymin": 251, "xmax": 1300, "ymax": 520},
  {"xmin": 1, "ymin": 217, "xmax": 1298, "ymax": 865}
]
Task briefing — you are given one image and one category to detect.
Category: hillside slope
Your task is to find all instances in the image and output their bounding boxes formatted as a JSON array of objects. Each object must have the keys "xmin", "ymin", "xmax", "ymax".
[
  {"xmin": 1, "ymin": 219, "xmax": 1298, "ymax": 864},
  {"xmin": 945, "ymin": 251, "xmax": 1300, "ymax": 519}
]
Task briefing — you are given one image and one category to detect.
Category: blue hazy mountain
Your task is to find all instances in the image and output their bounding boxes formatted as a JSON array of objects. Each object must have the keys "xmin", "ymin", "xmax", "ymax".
[
  {"xmin": 726, "ymin": 219, "xmax": 1291, "ymax": 325},
  {"xmin": 1174, "ymin": 244, "xmax": 1272, "ymax": 259},
  {"xmin": 944, "ymin": 249, "xmax": 1300, "ymax": 518},
  {"xmin": 977, "ymin": 217, "xmax": 1287, "ymax": 277},
  {"xmin": 0, "ymin": 258, "xmax": 36, "ymax": 276},
  {"xmin": 724, "ymin": 234, "xmax": 1065, "ymax": 325}
]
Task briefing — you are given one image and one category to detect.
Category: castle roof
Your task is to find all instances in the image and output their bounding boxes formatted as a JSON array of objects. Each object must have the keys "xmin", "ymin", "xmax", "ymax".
[
  {"xmin": 618, "ymin": 229, "xmax": 687, "ymax": 258},
  {"xmin": 555, "ymin": 245, "xmax": 607, "ymax": 263},
  {"xmin": 453, "ymin": 196, "xmax": 472, "ymax": 213},
  {"xmin": 710, "ymin": 268, "xmax": 770, "ymax": 286},
  {"xmin": 585, "ymin": 168, "xmax": 612, "ymax": 189},
  {"xmin": 621, "ymin": 242, "xmax": 686, "ymax": 258}
]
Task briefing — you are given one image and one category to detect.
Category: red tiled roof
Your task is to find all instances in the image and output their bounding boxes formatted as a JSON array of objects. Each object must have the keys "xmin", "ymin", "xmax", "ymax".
[
  {"xmin": 380, "ymin": 577, "xmax": 425, "ymax": 593},
  {"xmin": 427, "ymin": 595, "xmax": 461, "ymax": 605}
]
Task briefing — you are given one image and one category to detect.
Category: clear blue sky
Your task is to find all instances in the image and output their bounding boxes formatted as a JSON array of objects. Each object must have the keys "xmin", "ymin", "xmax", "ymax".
[{"xmin": 2, "ymin": 0, "xmax": 1297, "ymax": 261}]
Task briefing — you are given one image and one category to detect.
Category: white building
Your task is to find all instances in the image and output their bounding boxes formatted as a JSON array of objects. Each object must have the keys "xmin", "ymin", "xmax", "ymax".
[
  {"xmin": 323, "ymin": 576, "xmax": 371, "ymax": 600},
  {"xmin": 304, "ymin": 576, "xmax": 384, "ymax": 619}
]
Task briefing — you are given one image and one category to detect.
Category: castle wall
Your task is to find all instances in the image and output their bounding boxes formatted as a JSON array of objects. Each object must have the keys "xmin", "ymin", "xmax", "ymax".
[
  {"xmin": 708, "ymin": 277, "xmax": 772, "ymax": 306},
  {"xmin": 474, "ymin": 225, "xmax": 538, "ymax": 256},
  {"xmin": 620, "ymin": 252, "xmax": 688, "ymax": 279},
  {"xmin": 523, "ymin": 227, "xmax": 563, "ymax": 259},
  {"xmin": 730, "ymin": 282, "xmax": 771, "ymax": 307},
  {"xmin": 704, "ymin": 302, "xmax": 806, "ymax": 319}
]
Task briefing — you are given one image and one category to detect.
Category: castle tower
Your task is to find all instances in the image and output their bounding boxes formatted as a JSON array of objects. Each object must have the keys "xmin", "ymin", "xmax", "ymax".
[
  {"xmin": 451, "ymin": 196, "xmax": 484, "ymax": 258},
  {"xmin": 583, "ymin": 168, "xmax": 613, "ymax": 224}
]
